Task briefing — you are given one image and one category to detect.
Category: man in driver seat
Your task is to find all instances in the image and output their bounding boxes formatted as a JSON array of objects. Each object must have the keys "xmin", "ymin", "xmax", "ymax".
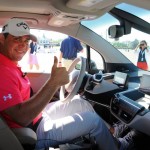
[{"xmin": 0, "ymin": 18, "xmax": 131, "ymax": 150}]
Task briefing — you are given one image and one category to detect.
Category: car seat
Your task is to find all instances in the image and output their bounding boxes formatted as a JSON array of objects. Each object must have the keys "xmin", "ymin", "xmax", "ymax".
[{"xmin": 0, "ymin": 116, "xmax": 37, "ymax": 150}]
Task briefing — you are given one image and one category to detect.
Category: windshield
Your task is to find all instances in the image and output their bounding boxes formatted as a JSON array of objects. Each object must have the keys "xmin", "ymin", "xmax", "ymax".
[{"xmin": 81, "ymin": 3, "xmax": 150, "ymax": 71}]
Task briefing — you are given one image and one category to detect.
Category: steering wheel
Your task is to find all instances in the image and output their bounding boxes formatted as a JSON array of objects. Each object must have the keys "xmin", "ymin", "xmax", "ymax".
[{"xmin": 60, "ymin": 57, "xmax": 86, "ymax": 102}]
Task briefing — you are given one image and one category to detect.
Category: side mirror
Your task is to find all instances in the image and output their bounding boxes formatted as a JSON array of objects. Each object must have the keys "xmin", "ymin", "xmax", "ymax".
[
  {"xmin": 108, "ymin": 25, "xmax": 124, "ymax": 38},
  {"xmin": 75, "ymin": 59, "xmax": 99, "ymax": 74},
  {"xmin": 75, "ymin": 62, "xmax": 81, "ymax": 70}
]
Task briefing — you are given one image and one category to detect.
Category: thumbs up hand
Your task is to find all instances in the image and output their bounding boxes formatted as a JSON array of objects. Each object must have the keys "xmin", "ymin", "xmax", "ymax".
[{"xmin": 50, "ymin": 56, "xmax": 69, "ymax": 87}]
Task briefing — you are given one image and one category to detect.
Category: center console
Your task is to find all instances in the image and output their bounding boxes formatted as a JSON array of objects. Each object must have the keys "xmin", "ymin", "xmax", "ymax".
[{"xmin": 110, "ymin": 89, "xmax": 149, "ymax": 123}]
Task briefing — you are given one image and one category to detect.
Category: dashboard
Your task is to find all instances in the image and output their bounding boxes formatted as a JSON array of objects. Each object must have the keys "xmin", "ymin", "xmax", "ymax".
[
  {"xmin": 81, "ymin": 71, "xmax": 150, "ymax": 136},
  {"xmin": 111, "ymin": 89, "xmax": 150, "ymax": 136}
]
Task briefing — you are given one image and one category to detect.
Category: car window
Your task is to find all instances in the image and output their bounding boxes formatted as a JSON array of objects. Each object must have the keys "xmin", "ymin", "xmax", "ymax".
[
  {"xmin": 116, "ymin": 3, "xmax": 150, "ymax": 23},
  {"xmin": 81, "ymin": 3, "xmax": 150, "ymax": 71},
  {"xmin": 76, "ymin": 46, "xmax": 104, "ymax": 73},
  {"xmin": 90, "ymin": 48, "xmax": 104, "ymax": 70},
  {"xmin": 19, "ymin": 31, "xmax": 87, "ymax": 73}
]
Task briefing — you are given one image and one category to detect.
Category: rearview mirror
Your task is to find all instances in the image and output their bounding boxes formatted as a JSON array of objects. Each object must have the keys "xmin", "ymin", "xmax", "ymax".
[
  {"xmin": 108, "ymin": 25, "xmax": 124, "ymax": 38},
  {"xmin": 108, "ymin": 21, "xmax": 131, "ymax": 39}
]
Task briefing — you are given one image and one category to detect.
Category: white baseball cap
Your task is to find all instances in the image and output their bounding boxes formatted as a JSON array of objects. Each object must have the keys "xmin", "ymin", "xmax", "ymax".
[{"xmin": 1, "ymin": 18, "xmax": 37, "ymax": 42}]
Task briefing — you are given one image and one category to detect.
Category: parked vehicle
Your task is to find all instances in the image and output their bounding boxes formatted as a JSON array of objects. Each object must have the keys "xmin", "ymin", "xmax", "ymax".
[{"xmin": 0, "ymin": 0, "xmax": 150, "ymax": 150}]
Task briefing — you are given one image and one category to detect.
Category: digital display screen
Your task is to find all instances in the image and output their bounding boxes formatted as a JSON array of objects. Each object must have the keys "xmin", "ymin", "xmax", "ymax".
[
  {"xmin": 140, "ymin": 74, "xmax": 150, "ymax": 89},
  {"xmin": 139, "ymin": 74, "xmax": 150, "ymax": 95},
  {"xmin": 113, "ymin": 71, "xmax": 128, "ymax": 85}
]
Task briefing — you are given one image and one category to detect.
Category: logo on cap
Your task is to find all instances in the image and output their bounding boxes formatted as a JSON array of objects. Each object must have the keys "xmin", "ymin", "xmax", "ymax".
[{"xmin": 16, "ymin": 22, "xmax": 29, "ymax": 30}]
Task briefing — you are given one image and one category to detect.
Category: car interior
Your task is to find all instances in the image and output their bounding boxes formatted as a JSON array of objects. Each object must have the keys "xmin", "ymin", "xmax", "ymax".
[{"xmin": 0, "ymin": 0, "xmax": 150, "ymax": 150}]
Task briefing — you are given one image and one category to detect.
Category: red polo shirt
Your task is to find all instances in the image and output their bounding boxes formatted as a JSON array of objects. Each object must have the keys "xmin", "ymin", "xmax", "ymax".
[{"xmin": 0, "ymin": 54, "xmax": 41, "ymax": 128}]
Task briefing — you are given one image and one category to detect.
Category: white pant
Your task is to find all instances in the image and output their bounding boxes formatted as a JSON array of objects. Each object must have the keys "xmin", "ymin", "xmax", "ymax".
[
  {"xmin": 62, "ymin": 58, "xmax": 74, "ymax": 70},
  {"xmin": 35, "ymin": 96, "xmax": 118, "ymax": 150}
]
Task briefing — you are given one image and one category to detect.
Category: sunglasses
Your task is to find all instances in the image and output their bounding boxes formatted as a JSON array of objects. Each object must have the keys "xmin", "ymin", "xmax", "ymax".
[{"xmin": 140, "ymin": 43, "xmax": 144, "ymax": 46}]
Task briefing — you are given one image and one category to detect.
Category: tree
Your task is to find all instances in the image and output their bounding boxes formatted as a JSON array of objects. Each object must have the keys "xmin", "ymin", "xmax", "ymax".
[{"xmin": 129, "ymin": 39, "xmax": 139, "ymax": 49}]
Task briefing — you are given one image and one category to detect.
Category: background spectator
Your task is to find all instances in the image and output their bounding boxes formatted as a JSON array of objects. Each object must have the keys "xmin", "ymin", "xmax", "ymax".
[
  {"xmin": 134, "ymin": 40, "xmax": 150, "ymax": 70},
  {"xmin": 59, "ymin": 36, "xmax": 83, "ymax": 70},
  {"xmin": 29, "ymin": 41, "xmax": 40, "ymax": 70}
]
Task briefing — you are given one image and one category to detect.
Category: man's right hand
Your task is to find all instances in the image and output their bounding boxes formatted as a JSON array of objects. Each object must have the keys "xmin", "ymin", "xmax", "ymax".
[{"xmin": 50, "ymin": 56, "xmax": 69, "ymax": 87}]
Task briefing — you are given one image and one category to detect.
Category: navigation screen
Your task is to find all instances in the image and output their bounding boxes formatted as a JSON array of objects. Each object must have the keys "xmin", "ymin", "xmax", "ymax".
[{"xmin": 113, "ymin": 71, "xmax": 128, "ymax": 86}]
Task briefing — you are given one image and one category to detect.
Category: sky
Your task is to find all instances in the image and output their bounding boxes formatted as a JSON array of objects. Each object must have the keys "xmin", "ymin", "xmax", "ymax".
[{"xmin": 30, "ymin": 29, "xmax": 67, "ymax": 40}]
